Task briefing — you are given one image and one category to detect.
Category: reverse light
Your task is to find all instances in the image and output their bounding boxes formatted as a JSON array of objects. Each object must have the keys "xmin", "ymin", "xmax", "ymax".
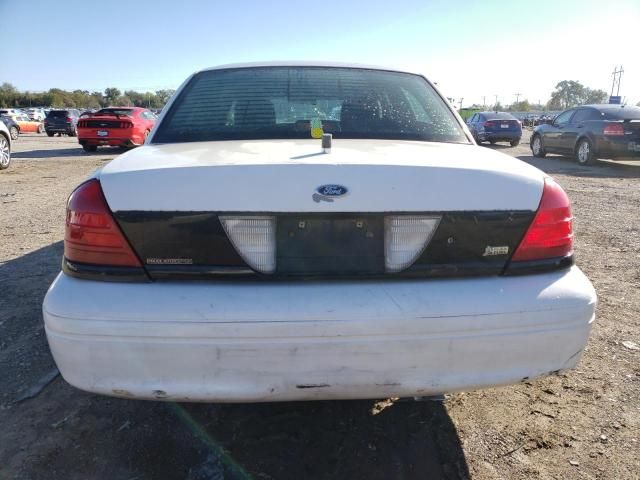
[
  {"xmin": 64, "ymin": 179, "xmax": 141, "ymax": 267},
  {"xmin": 384, "ymin": 216, "xmax": 440, "ymax": 273},
  {"xmin": 511, "ymin": 177, "xmax": 573, "ymax": 262},
  {"xmin": 220, "ymin": 216, "xmax": 276, "ymax": 274},
  {"xmin": 603, "ymin": 123, "xmax": 624, "ymax": 136}
]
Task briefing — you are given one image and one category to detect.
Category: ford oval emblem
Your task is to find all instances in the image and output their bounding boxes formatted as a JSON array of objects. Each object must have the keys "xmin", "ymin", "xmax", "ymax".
[{"xmin": 316, "ymin": 184, "xmax": 348, "ymax": 197}]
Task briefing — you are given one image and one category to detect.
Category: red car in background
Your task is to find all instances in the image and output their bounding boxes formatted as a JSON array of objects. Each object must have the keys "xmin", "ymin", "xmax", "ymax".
[{"xmin": 77, "ymin": 107, "xmax": 156, "ymax": 152}]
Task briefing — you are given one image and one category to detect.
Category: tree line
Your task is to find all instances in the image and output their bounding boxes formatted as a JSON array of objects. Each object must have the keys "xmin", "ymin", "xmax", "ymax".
[
  {"xmin": 463, "ymin": 80, "xmax": 612, "ymax": 112},
  {"xmin": 2, "ymin": 79, "xmax": 635, "ymax": 112},
  {"xmin": 0, "ymin": 83, "xmax": 175, "ymax": 109}
]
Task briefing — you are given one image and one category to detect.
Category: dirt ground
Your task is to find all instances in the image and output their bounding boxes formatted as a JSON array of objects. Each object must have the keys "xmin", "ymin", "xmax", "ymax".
[{"xmin": 1, "ymin": 132, "xmax": 638, "ymax": 480}]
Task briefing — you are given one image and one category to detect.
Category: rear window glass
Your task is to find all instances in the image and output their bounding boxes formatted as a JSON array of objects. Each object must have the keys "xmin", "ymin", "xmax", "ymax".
[
  {"xmin": 483, "ymin": 112, "xmax": 517, "ymax": 121},
  {"xmin": 602, "ymin": 107, "xmax": 640, "ymax": 120},
  {"xmin": 47, "ymin": 110, "xmax": 69, "ymax": 118},
  {"xmin": 95, "ymin": 108, "xmax": 135, "ymax": 117},
  {"xmin": 154, "ymin": 67, "xmax": 468, "ymax": 144}
]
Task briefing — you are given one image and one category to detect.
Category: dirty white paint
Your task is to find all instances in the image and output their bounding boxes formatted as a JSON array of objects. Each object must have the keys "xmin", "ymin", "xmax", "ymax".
[{"xmin": 43, "ymin": 267, "xmax": 596, "ymax": 402}]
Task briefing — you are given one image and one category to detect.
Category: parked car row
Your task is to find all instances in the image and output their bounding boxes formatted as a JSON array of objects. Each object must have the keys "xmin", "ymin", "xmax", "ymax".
[
  {"xmin": 521, "ymin": 114, "xmax": 557, "ymax": 127},
  {"xmin": 0, "ymin": 105, "xmax": 159, "ymax": 157},
  {"xmin": 0, "ymin": 110, "xmax": 45, "ymax": 136}
]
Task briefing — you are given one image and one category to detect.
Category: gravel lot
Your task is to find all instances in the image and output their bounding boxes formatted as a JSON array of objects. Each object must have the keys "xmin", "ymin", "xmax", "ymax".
[{"xmin": 1, "ymin": 132, "xmax": 639, "ymax": 480}]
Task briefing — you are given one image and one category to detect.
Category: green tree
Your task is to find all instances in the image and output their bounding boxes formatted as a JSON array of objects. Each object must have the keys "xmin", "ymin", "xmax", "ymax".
[
  {"xmin": 548, "ymin": 80, "xmax": 585, "ymax": 110},
  {"xmin": 104, "ymin": 87, "xmax": 121, "ymax": 105},
  {"xmin": 0, "ymin": 82, "xmax": 19, "ymax": 107},
  {"xmin": 547, "ymin": 81, "xmax": 608, "ymax": 109},
  {"xmin": 0, "ymin": 85, "xmax": 175, "ymax": 109},
  {"xmin": 114, "ymin": 95, "xmax": 132, "ymax": 106},
  {"xmin": 584, "ymin": 88, "xmax": 607, "ymax": 104},
  {"xmin": 509, "ymin": 100, "xmax": 531, "ymax": 112},
  {"xmin": 90, "ymin": 91, "xmax": 105, "ymax": 108},
  {"xmin": 155, "ymin": 89, "xmax": 175, "ymax": 105}
]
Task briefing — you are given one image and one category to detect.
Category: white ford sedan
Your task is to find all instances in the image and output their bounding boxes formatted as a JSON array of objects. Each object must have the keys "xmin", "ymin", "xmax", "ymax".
[{"xmin": 43, "ymin": 63, "xmax": 596, "ymax": 402}]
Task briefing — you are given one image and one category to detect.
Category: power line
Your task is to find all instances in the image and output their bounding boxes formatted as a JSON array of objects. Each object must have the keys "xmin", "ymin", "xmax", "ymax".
[{"xmin": 610, "ymin": 66, "xmax": 624, "ymax": 97}]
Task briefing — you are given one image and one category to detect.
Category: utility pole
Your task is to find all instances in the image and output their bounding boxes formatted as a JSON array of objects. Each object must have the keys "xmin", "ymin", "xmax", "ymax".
[
  {"xmin": 482, "ymin": 96, "xmax": 486, "ymax": 109},
  {"xmin": 514, "ymin": 93, "xmax": 521, "ymax": 104},
  {"xmin": 494, "ymin": 95, "xmax": 498, "ymax": 111},
  {"xmin": 459, "ymin": 97, "xmax": 464, "ymax": 111},
  {"xmin": 610, "ymin": 66, "xmax": 624, "ymax": 97}
]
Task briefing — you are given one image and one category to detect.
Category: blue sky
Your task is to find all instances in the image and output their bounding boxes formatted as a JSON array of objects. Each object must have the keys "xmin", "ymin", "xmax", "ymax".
[{"xmin": 1, "ymin": 0, "xmax": 639, "ymax": 105}]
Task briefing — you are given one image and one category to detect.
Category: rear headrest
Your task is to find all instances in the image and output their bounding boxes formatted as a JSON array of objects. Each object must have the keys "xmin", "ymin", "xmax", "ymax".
[
  {"xmin": 340, "ymin": 96, "xmax": 382, "ymax": 131},
  {"xmin": 235, "ymin": 99, "xmax": 276, "ymax": 128}
]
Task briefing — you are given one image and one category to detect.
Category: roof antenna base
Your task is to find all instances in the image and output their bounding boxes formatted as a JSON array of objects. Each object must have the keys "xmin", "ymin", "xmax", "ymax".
[{"xmin": 322, "ymin": 133, "xmax": 332, "ymax": 153}]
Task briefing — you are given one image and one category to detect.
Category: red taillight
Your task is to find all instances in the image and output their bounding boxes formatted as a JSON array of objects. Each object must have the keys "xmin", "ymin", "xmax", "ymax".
[
  {"xmin": 603, "ymin": 123, "xmax": 624, "ymax": 136},
  {"xmin": 66, "ymin": 117, "xmax": 72, "ymax": 123},
  {"xmin": 120, "ymin": 121, "xmax": 133, "ymax": 128},
  {"xmin": 511, "ymin": 178, "xmax": 573, "ymax": 262},
  {"xmin": 484, "ymin": 121, "xmax": 495, "ymax": 128},
  {"xmin": 64, "ymin": 179, "xmax": 141, "ymax": 267}
]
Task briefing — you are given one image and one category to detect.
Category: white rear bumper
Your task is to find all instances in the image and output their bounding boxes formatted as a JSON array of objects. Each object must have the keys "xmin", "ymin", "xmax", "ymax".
[{"xmin": 43, "ymin": 267, "xmax": 596, "ymax": 402}]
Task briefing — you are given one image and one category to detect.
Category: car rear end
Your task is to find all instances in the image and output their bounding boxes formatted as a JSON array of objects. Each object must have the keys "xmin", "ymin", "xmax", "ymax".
[
  {"xmin": 77, "ymin": 109, "xmax": 145, "ymax": 149},
  {"xmin": 593, "ymin": 107, "xmax": 640, "ymax": 159},
  {"xmin": 478, "ymin": 113, "xmax": 522, "ymax": 143},
  {"xmin": 43, "ymin": 65, "xmax": 596, "ymax": 402},
  {"xmin": 45, "ymin": 110, "xmax": 75, "ymax": 135},
  {"xmin": 27, "ymin": 108, "xmax": 44, "ymax": 121}
]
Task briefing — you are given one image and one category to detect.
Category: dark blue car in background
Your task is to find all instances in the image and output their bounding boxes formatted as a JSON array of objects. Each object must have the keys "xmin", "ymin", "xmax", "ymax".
[
  {"xmin": 467, "ymin": 111, "xmax": 522, "ymax": 147},
  {"xmin": 531, "ymin": 104, "xmax": 640, "ymax": 165}
]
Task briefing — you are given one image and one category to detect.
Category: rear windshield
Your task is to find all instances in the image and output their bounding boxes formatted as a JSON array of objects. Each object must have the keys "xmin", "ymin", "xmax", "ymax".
[
  {"xmin": 154, "ymin": 67, "xmax": 468, "ymax": 144},
  {"xmin": 95, "ymin": 108, "xmax": 135, "ymax": 116},
  {"xmin": 47, "ymin": 110, "xmax": 69, "ymax": 118},
  {"xmin": 483, "ymin": 112, "xmax": 517, "ymax": 121},
  {"xmin": 602, "ymin": 107, "xmax": 640, "ymax": 120}
]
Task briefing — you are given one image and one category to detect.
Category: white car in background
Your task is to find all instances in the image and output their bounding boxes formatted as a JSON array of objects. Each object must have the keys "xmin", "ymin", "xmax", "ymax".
[
  {"xmin": 0, "ymin": 108, "xmax": 23, "ymax": 119},
  {"xmin": 27, "ymin": 108, "xmax": 46, "ymax": 121},
  {"xmin": 0, "ymin": 121, "xmax": 12, "ymax": 170},
  {"xmin": 43, "ymin": 63, "xmax": 596, "ymax": 402}
]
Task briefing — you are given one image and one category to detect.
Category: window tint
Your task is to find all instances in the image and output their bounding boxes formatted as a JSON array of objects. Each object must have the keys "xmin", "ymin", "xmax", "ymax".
[
  {"xmin": 96, "ymin": 108, "xmax": 135, "ymax": 117},
  {"xmin": 47, "ymin": 110, "xmax": 69, "ymax": 118},
  {"xmin": 602, "ymin": 106, "xmax": 640, "ymax": 120},
  {"xmin": 554, "ymin": 110, "xmax": 574, "ymax": 125},
  {"xmin": 571, "ymin": 109, "xmax": 598, "ymax": 123},
  {"xmin": 154, "ymin": 67, "xmax": 468, "ymax": 144},
  {"xmin": 484, "ymin": 112, "xmax": 516, "ymax": 120}
]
